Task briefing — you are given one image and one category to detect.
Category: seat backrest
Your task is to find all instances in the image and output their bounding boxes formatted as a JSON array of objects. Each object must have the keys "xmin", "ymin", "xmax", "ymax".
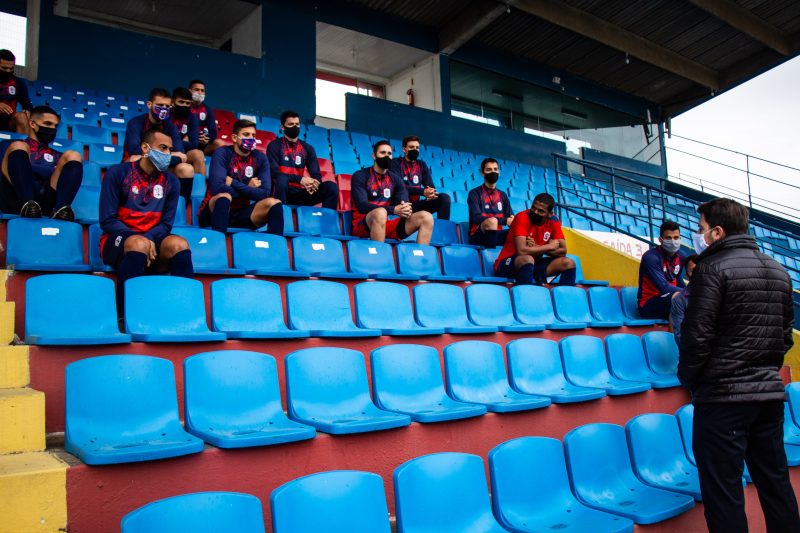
[
  {"xmin": 354, "ymin": 282, "xmax": 417, "ymax": 330},
  {"xmin": 510, "ymin": 285, "xmax": 557, "ymax": 324},
  {"xmin": 480, "ymin": 248, "xmax": 501, "ymax": 275},
  {"xmin": 674, "ymin": 404, "xmax": 696, "ymax": 464},
  {"xmin": 465, "ymin": 284, "xmax": 516, "ymax": 327},
  {"xmin": 566, "ymin": 253, "xmax": 587, "ymax": 279},
  {"xmin": 619, "ymin": 287, "xmax": 643, "ymax": 319},
  {"xmin": 210, "ymin": 279, "xmax": 289, "ymax": 333},
  {"xmin": 271, "ymin": 471, "xmax": 390, "ymax": 533},
  {"xmin": 552, "ymin": 286, "xmax": 593, "ymax": 323},
  {"xmin": 397, "ymin": 243, "xmax": 444, "ymax": 277},
  {"xmin": 559, "ymin": 335, "xmax": 612, "ymax": 384},
  {"xmin": 71, "ymin": 124, "xmax": 112, "ymax": 144},
  {"xmin": 413, "ymin": 283, "xmax": 471, "ymax": 328},
  {"xmin": 787, "ymin": 383, "xmax": 800, "ymax": 427},
  {"xmin": 394, "ymin": 452, "xmax": 500, "ymax": 533},
  {"xmin": 231, "ymin": 232, "xmax": 293, "ymax": 272},
  {"xmin": 443, "ymin": 341, "xmax": 512, "ymax": 402},
  {"xmin": 347, "ymin": 240, "xmax": 400, "ymax": 277},
  {"xmin": 173, "ymin": 196, "xmax": 187, "ymax": 226},
  {"xmin": 7, "ymin": 218, "xmax": 86, "ymax": 268},
  {"xmin": 124, "ymin": 276, "xmax": 209, "ymax": 334},
  {"xmin": 587, "ymin": 287, "xmax": 626, "ymax": 322},
  {"xmin": 371, "ymin": 344, "xmax": 448, "ymax": 410},
  {"xmin": 285, "ymin": 347, "xmax": 374, "ymax": 420},
  {"xmin": 296, "ymin": 206, "xmax": 342, "ymax": 236},
  {"xmin": 286, "ymin": 280, "xmax": 356, "ymax": 331},
  {"xmin": 431, "ymin": 219, "xmax": 459, "ymax": 245},
  {"xmin": 563, "ymin": 423, "xmax": 638, "ymax": 494},
  {"xmin": 122, "ymin": 492, "xmax": 265, "ymax": 533},
  {"xmin": 440, "ymin": 246, "xmax": 482, "ymax": 278},
  {"xmin": 292, "ymin": 236, "xmax": 347, "ymax": 274},
  {"xmin": 605, "ymin": 333, "xmax": 652, "ymax": 381},
  {"xmin": 642, "ymin": 331, "xmax": 679, "ymax": 374},
  {"xmin": 506, "ymin": 338, "xmax": 568, "ymax": 392},
  {"xmin": 171, "ymin": 227, "xmax": 231, "ymax": 270},
  {"xmin": 626, "ymin": 413, "xmax": 689, "ymax": 475}
]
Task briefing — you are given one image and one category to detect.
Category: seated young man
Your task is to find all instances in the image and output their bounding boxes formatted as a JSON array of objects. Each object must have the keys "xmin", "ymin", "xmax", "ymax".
[
  {"xmin": 267, "ymin": 110, "xmax": 338, "ymax": 209},
  {"xmin": 170, "ymin": 86, "xmax": 203, "ymax": 174},
  {"xmin": 0, "ymin": 49, "xmax": 32, "ymax": 134},
  {"xmin": 188, "ymin": 79, "xmax": 225, "ymax": 155},
  {"xmin": 100, "ymin": 129, "xmax": 193, "ymax": 308},
  {"xmin": 389, "ymin": 135, "xmax": 450, "ymax": 220},
  {"xmin": 122, "ymin": 87, "xmax": 199, "ymax": 201},
  {"xmin": 0, "ymin": 105, "xmax": 82, "ymax": 219},
  {"xmin": 494, "ymin": 193, "xmax": 576, "ymax": 285},
  {"xmin": 351, "ymin": 140, "xmax": 433, "ymax": 244},
  {"xmin": 198, "ymin": 119, "xmax": 283, "ymax": 234},
  {"xmin": 637, "ymin": 220, "xmax": 686, "ymax": 321},
  {"xmin": 467, "ymin": 158, "xmax": 514, "ymax": 247}
]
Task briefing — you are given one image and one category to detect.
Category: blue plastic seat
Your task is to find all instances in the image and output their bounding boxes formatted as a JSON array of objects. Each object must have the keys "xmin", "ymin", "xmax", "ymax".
[
  {"xmin": 65, "ymin": 355, "xmax": 204, "ymax": 465},
  {"xmin": 183, "ymin": 350, "xmax": 315, "ymax": 448},
  {"xmin": 568, "ymin": 254, "xmax": 609, "ymax": 286},
  {"xmin": 125, "ymin": 276, "xmax": 226, "ymax": 342},
  {"xmin": 173, "ymin": 196, "xmax": 188, "ymax": 226},
  {"xmin": 588, "ymin": 287, "xmax": 653, "ymax": 327},
  {"xmin": 396, "ymin": 243, "xmax": 464, "ymax": 281},
  {"xmin": 370, "ymin": 344, "xmax": 486, "ymax": 423},
  {"xmin": 88, "ymin": 143, "xmax": 124, "ymax": 166},
  {"xmin": 620, "ymin": 287, "xmax": 668, "ymax": 325},
  {"xmin": 50, "ymin": 137, "xmax": 83, "ymax": 153},
  {"xmin": 292, "ymin": 236, "xmax": 367, "ymax": 279},
  {"xmin": 788, "ymin": 383, "xmax": 800, "ymax": 427},
  {"xmin": 626, "ymin": 414, "xmax": 702, "ymax": 500},
  {"xmin": 430, "ymin": 219, "xmax": 460, "ymax": 246},
  {"xmin": 443, "ymin": 340, "xmax": 551, "ymax": 412},
  {"xmin": 413, "ymin": 283, "xmax": 498, "ymax": 334},
  {"xmin": 231, "ymin": 232, "xmax": 308, "ymax": 277},
  {"xmin": 81, "ymin": 161, "xmax": 102, "ymax": 188},
  {"xmin": 354, "ymin": 282, "xmax": 444, "ymax": 335},
  {"xmin": 62, "ymin": 110, "xmax": 98, "ymax": 127},
  {"xmin": 170, "ymin": 227, "xmax": 245, "ymax": 275},
  {"xmin": 346, "ymin": 239, "xmax": 418, "ymax": 280},
  {"xmin": 71, "ymin": 184, "xmax": 100, "ymax": 223},
  {"xmin": 271, "ymin": 471, "xmax": 391, "ymax": 533},
  {"xmin": 99, "ymin": 115, "xmax": 128, "ymax": 132},
  {"xmin": 394, "ymin": 452, "xmax": 508, "ymax": 533},
  {"xmin": 489, "ymin": 437, "xmax": 634, "ymax": 533},
  {"xmin": 295, "ymin": 206, "xmax": 355, "ymax": 240},
  {"xmin": 440, "ymin": 245, "xmax": 510, "ymax": 282},
  {"xmin": 506, "ymin": 338, "xmax": 606, "ymax": 403},
  {"xmin": 674, "ymin": 404, "xmax": 697, "ymax": 465},
  {"xmin": 552, "ymin": 286, "xmax": 623, "ymax": 328},
  {"xmin": 564, "ymin": 423, "xmax": 695, "ymax": 524},
  {"xmin": 122, "ymin": 492, "xmax": 265, "ymax": 533},
  {"xmin": 285, "ymin": 347, "xmax": 411, "ymax": 434},
  {"xmin": 784, "ymin": 403, "xmax": 800, "ymax": 454},
  {"xmin": 642, "ymin": 331, "xmax": 680, "ymax": 377},
  {"xmin": 71, "ymin": 124, "xmax": 112, "ymax": 145},
  {"xmin": 25, "ymin": 274, "xmax": 131, "ymax": 345},
  {"xmin": 465, "ymin": 284, "xmax": 546, "ymax": 332},
  {"xmin": 210, "ymin": 279, "xmax": 309, "ymax": 339},
  {"xmin": 510, "ymin": 285, "xmax": 587, "ymax": 330},
  {"xmin": 286, "ymin": 280, "xmax": 381, "ymax": 337},
  {"xmin": 605, "ymin": 334, "xmax": 681, "ymax": 388},
  {"xmin": 560, "ymin": 336, "xmax": 651, "ymax": 395},
  {"xmin": 6, "ymin": 218, "xmax": 91, "ymax": 271}
]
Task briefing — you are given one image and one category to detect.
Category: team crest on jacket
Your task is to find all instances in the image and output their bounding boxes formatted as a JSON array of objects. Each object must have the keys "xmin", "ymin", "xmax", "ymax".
[
  {"xmin": 245, "ymin": 166, "xmax": 254, "ymax": 178},
  {"xmin": 199, "ymin": 112, "xmax": 206, "ymax": 120},
  {"xmin": 8, "ymin": 86, "xmax": 15, "ymax": 95},
  {"xmin": 181, "ymin": 124, "xmax": 188, "ymax": 134},
  {"xmin": 544, "ymin": 231, "xmax": 551, "ymax": 241},
  {"xmin": 153, "ymin": 184, "xmax": 164, "ymax": 199},
  {"xmin": 43, "ymin": 153, "xmax": 54, "ymax": 163},
  {"xmin": 674, "ymin": 264, "xmax": 681, "ymax": 275}
]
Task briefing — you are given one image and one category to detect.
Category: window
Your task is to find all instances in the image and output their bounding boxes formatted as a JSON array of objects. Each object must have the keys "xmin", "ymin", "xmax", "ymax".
[
  {"xmin": 316, "ymin": 71, "xmax": 384, "ymax": 121},
  {"xmin": 0, "ymin": 11, "xmax": 27, "ymax": 66},
  {"xmin": 452, "ymin": 109, "xmax": 501, "ymax": 127}
]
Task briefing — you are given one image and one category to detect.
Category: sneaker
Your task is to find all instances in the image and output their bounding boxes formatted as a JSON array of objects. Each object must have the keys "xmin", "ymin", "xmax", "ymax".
[
  {"xmin": 51, "ymin": 205, "xmax": 75, "ymax": 222},
  {"xmin": 19, "ymin": 200, "xmax": 42, "ymax": 218}
]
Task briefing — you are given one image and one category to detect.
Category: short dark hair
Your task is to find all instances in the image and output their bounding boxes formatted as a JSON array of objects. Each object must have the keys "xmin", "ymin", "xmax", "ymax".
[
  {"xmin": 698, "ymin": 197, "xmax": 749, "ymax": 236},
  {"xmin": 280, "ymin": 110, "xmax": 300, "ymax": 125},
  {"xmin": 148, "ymin": 87, "xmax": 171, "ymax": 102},
  {"xmin": 188, "ymin": 79, "xmax": 204, "ymax": 88},
  {"xmin": 685, "ymin": 254, "xmax": 699, "ymax": 265},
  {"xmin": 172, "ymin": 86, "xmax": 192, "ymax": 101},
  {"xmin": 403, "ymin": 135, "xmax": 420, "ymax": 147},
  {"xmin": 372, "ymin": 140, "xmax": 392, "ymax": 153},
  {"xmin": 480, "ymin": 157, "xmax": 499, "ymax": 172},
  {"xmin": 532, "ymin": 192, "xmax": 556, "ymax": 212},
  {"xmin": 233, "ymin": 119, "xmax": 256, "ymax": 135},
  {"xmin": 0, "ymin": 49, "xmax": 15, "ymax": 62},
  {"xmin": 142, "ymin": 128, "xmax": 168, "ymax": 146},
  {"xmin": 660, "ymin": 220, "xmax": 680, "ymax": 237},
  {"xmin": 30, "ymin": 105, "xmax": 60, "ymax": 121}
]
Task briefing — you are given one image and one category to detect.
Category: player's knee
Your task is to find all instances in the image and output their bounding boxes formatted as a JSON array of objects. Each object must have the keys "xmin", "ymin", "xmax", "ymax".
[
  {"xmin": 62, "ymin": 150, "xmax": 82, "ymax": 163},
  {"xmin": 186, "ymin": 149, "xmax": 204, "ymax": 162},
  {"xmin": 517, "ymin": 255, "xmax": 535, "ymax": 266},
  {"xmin": 484, "ymin": 217, "xmax": 499, "ymax": 231},
  {"xmin": 8, "ymin": 140, "xmax": 29, "ymax": 153},
  {"xmin": 321, "ymin": 180, "xmax": 339, "ymax": 196},
  {"xmin": 123, "ymin": 235, "xmax": 150, "ymax": 254},
  {"xmin": 175, "ymin": 163, "xmax": 194, "ymax": 179},
  {"xmin": 212, "ymin": 139, "xmax": 226, "ymax": 149},
  {"xmin": 370, "ymin": 209, "xmax": 388, "ymax": 226},
  {"xmin": 260, "ymin": 197, "xmax": 281, "ymax": 208},
  {"xmin": 562, "ymin": 257, "xmax": 576, "ymax": 270},
  {"xmin": 439, "ymin": 192, "xmax": 451, "ymax": 205},
  {"xmin": 161, "ymin": 235, "xmax": 190, "ymax": 256},
  {"xmin": 417, "ymin": 211, "xmax": 434, "ymax": 228}
]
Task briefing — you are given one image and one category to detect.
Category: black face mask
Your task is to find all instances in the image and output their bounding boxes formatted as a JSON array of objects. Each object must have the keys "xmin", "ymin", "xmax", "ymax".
[
  {"xmin": 0, "ymin": 70, "xmax": 12, "ymax": 82},
  {"xmin": 34, "ymin": 124, "xmax": 57, "ymax": 145},
  {"xmin": 406, "ymin": 149, "xmax": 419, "ymax": 161},
  {"xmin": 375, "ymin": 156, "xmax": 392, "ymax": 170},
  {"xmin": 529, "ymin": 211, "xmax": 546, "ymax": 226},
  {"xmin": 173, "ymin": 104, "xmax": 190, "ymax": 117},
  {"xmin": 284, "ymin": 125, "xmax": 300, "ymax": 139},
  {"xmin": 484, "ymin": 172, "xmax": 499, "ymax": 184}
]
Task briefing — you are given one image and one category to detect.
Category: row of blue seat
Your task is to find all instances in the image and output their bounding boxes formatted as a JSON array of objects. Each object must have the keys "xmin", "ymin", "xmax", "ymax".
[
  {"xmin": 25, "ymin": 276, "xmax": 656, "ymax": 345},
  {"xmin": 66, "ymin": 334, "xmax": 679, "ymax": 464}
]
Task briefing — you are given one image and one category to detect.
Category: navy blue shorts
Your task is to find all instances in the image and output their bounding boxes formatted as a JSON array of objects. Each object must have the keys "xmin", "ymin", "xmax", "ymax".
[
  {"xmin": 198, "ymin": 203, "xmax": 257, "ymax": 230},
  {"xmin": 639, "ymin": 294, "xmax": 674, "ymax": 319},
  {"xmin": 495, "ymin": 254, "xmax": 555, "ymax": 283},
  {"xmin": 469, "ymin": 228, "xmax": 509, "ymax": 248},
  {"xmin": 102, "ymin": 232, "xmax": 166, "ymax": 269},
  {"xmin": 0, "ymin": 114, "xmax": 12, "ymax": 132}
]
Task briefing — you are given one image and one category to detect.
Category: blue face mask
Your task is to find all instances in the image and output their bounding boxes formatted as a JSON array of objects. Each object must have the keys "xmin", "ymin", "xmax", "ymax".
[
  {"xmin": 146, "ymin": 144, "xmax": 171, "ymax": 172},
  {"xmin": 151, "ymin": 104, "xmax": 171, "ymax": 121}
]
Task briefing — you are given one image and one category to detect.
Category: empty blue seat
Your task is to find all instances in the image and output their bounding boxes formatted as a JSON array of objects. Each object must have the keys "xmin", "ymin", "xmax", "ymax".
[
  {"xmin": 429, "ymin": 219, "xmax": 460, "ymax": 246},
  {"xmin": 626, "ymin": 414, "xmax": 702, "ymax": 500},
  {"xmin": 788, "ymin": 383, "xmax": 800, "ymax": 427},
  {"xmin": 510, "ymin": 285, "xmax": 587, "ymax": 329},
  {"xmin": 50, "ymin": 137, "xmax": 83, "ymax": 153},
  {"xmin": 465, "ymin": 284, "xmax": 546, "ymax": 332},
  {"xmin": 552, "ymin": 286, "xmax": 623, "ymax": 328},
  {"xmin": 674, "ymin": 404, "xmax": 697, "ymax": 465},
  {"xmin": 354, "ymin": 282, "xmax": 444, "ymax": 335},
  {"xmin": 784, "ymin": 403, "xmax": 800, "ymax": 456},
  {"xmin": 396, "ymin": 243, "xmax": 463, "ymax": 281},
  {"xmin": 440, "ymin": 245, "xmax": 509, "ymax": 282},
  {"xmin": 285, "ymin": 347, "xmax": 411, "ymax": 434},
  {"xmin": 394, "ymin": 452, "xmax": 507, "ymax": 533},
  {"xmin": 183, "ymin": 350, "xmax": 315, "ymax": 448},
  {"xmin": 370, "ymin": 344, "xmax": 486, "ymax": 423},
  {"xmin": 564, "ymin": 423, "xmax": 695, "ymax": 524},
  {"xmin": 506, "ymin": 338, "xmax": 606, "ymax": 403},
  {"xmin": 170, "ymin": 227, "xmax": 244, "ymax": 275},
  {"xmin": 271, "ymin": 471, "xmax": 391, "ymax": 533},
  {"xmin": 6, "ymin": 218, "xmax": 91, "ymax": 271},
  {"xmin": 210, "ymin": 279, "xmax": 309, "ymax": 339},
  {"xmin": 25, "ymin": 274, "xmax": 131, "ymax": 345},
  {"xmin": 568, "ymin": 254, "xmax": 609, "ymax": 286},
  {"xmin": 88, "ymin": 143, "xmax": 124, "ymax": 166},
  {"xmin": 65, "ymin": 355, "xmax": 204, "ymax": 465},
  {"xmin": 560, "ymin": 336, "xmax": 651, "ymax": 395},
  {"xmin": 620, "ymin": 287, "xmax": 668, "ymax": 325},
  {"xmin": 489, "ymin": 437, "xmax": 634, "ymax": 533},
  {"xmin": 413, "ymin": 283, "xmax": 498, "ymax": 334},
  {"xmin": 295, "ymin": 206, "xmax": 354, "ymax": 240},
  {"xmin": 81, "ymin": 161, "xmax": 102, "ymax": 188},
  {"xmin": 62, "ymin": 110, "xmax": 98, "ymax": 127},
  {"xmin": 72, "ymin": 185, "xmax": 100, "ymax": 223},
  {"xmin": 588, "ymin": 287, "xmax": 653, "ymax": 326},
  {"xmin": 292, "ymin": 236, "xmax": 367, "ymax": 279},
  {"xmin": 231, "ymin": 232, "xmax": 307, "ymax": 277},
  {"xmin": 125, "ymin": 276, "xmax": 226, "ymax": 342},
  {"xmin": 642, "ymin": 331, "xmax": 680, "ymax": 377},
  {"xmin": 71, "ymin": 124, "xmax": 112, "ymax": 145},
  {"xmin": 286, "ymin": 280, "xmax": 380, "ymax": 337},
  {"xmin": 443, "ymin": 340, "xmax": 551, "ymax": 412},
  {"xmin": 122, "ymin": 492, "xmax": 265, "ymax": 533},
  {"xmin": 99, "ymin": 115, "xmax": 128, "ymax": 132},
  {"xmin": 605, "ymin": 334, "xmax": 681, "ymax": 388},
  {"xmin": 346, "ymin": 239, "xmax": 418, "ymax": 280}
]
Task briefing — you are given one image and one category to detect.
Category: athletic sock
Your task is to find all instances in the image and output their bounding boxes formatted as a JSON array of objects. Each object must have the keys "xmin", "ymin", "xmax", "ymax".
[
  {"xmin": 516, "ymin": 263, "xmax": 535, "ymax": 285},
  {"xmin": 558, "ymin": 267, "xmax": 577, "ymax": 286},
  {"xmin": 210, "ymin": 196, "xmax": 231, "ymax": 233},
  {"xmin": 169, "ymin": 249, "xmax": 194, "ymax": 278},
  {"xmin": 7, "ymin": 149, "xmax": 35, "ymax": 202},
  {"xmin": 54, "ymin": 160, "xmax": 83, "ymax": 209},
  {"xmin": 265, "ymin": 202, "xmax": 285, "ymax": 235}
]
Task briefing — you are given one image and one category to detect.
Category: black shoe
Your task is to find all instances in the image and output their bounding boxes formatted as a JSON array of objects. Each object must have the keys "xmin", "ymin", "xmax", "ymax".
[
  {"xmin": 19, "ymin": 200, "xmax": 42, "ymax": 218},
  {"xmin": 51, "ymin": 205, "xmax": 75, "ymax": 222}
]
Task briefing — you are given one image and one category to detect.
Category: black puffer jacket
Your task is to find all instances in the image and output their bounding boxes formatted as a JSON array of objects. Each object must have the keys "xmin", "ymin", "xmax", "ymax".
[{"xmin": 678, "ymin": 234, "xmax": 794, "ymax": 403}]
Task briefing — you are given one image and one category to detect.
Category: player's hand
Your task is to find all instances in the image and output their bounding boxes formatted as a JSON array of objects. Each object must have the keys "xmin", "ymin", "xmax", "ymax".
[
  {"xmin": 146, "ymin": 240, "xmax": 157, "ymax": 266},
  {"xmin": 397, "ymin": 202, "xmax": 413, "ymax": 218},
  {"xmin": 507, "ymin": 215, "xmax": 515, "ymax": 226},
  {"xmin": 199, "ymin": 133, "xmax": 210, "ymax": 144},
  {"xmin": 247, "ymin": 178, "xmax": 261, "ymax": 188},
  {"xmin": 225, "ymin": 176, "xmax": 233, "ymax": 186},
  {"xmin": 0, "ymin": 103, "xmax": 13, "ymax": 114},
  {"xmin": 548, "ymin": 240, "xmax": 560, "ymax": 251},
  {"xmin": 171, "ymin": 152, "xmax": 187, "ymax": 163},
  {"xmin": 423, "ymin": 187, "xmax": 438, "ymax": 200}
]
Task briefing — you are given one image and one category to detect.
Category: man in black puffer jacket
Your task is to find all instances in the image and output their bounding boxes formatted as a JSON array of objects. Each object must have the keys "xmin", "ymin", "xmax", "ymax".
[{"xmin": 680, "ymin": 197, "xmax": 799, "ymax": 533}]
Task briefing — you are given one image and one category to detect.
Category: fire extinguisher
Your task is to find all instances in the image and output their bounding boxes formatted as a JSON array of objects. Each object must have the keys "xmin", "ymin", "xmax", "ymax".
[{"xmin": 407, "ymin": 88, "xmax": 415, "ymax": 107}]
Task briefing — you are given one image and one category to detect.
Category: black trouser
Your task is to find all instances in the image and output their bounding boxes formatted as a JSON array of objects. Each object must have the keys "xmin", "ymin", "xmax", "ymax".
[
  {"xmin": 274, "ymin": 175, "xmax": 339, "ymax": 210},
  {"xmin": 693, "ymin": 401, "xmax": 800, "ymax": 533},
  {"xmin": 411, "ymin": 192, "xmax": 451, "ymax": 220}
]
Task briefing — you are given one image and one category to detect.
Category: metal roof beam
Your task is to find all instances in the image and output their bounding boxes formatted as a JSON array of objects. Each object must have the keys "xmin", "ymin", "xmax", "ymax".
[
  {"xmin": 439, "ymin": 0, "xmax": 517, "ymax": 55},
  {"xmin": 515, "ymin": 0, "xmax": 720, "ymax": 90},
  {"xmin": 688, "ymin": 0, "xmax": 790, "ymax": 55}
]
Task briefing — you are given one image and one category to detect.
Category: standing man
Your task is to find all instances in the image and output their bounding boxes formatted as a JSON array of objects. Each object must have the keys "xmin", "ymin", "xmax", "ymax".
[
  {"xmin": 637, "ymin": 220, "xmax": 685, "ymax": 321},
  {"xmin": 188, "ymin": 79, "xmax": 225, "ymax": 155},
  {"xmin": 679, "ymin": 198, "xmax": 799, "ymax": 532},
  {"xmin": 389, "ymin": 135, "xmax": 450, "ymax": 220},
  {"xmin": 467, "ymin": 157, "xmax": 513, "ymax": 247},
  {"xmin": 0, "ymin": 49, "xmax": 32, "ymax": 134}
]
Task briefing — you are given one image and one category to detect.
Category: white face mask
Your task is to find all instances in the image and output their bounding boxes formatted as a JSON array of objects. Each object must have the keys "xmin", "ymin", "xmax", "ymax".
[
  {"xmin": 191, "ymin": 92, "xmax": 205, "ymax": 103},
  {"xmin": 661, "ymin": 238, "xmax": 681, "ymax": 254},
  {"xmin": 693, "ymin": 231, "xmax": 710, "ymax": 253}
]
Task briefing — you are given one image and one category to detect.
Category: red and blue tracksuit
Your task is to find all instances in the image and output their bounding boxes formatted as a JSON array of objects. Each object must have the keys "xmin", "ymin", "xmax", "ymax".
[
  {"xmin": 467, "ymin": 184, "xmax": 512, "ymax": 235},
  {"xmin": 266, "ymin": 136, "xmax": 322, "ymax": 190},
  {"xmin": 0, "ymin": 75, "xmax": 32, "ymax": 130},
  {"xmin": 171, "ymin": 113, "xmax": 200, "ymax": 152},
  {"xmin": 122, "ymin": 114, "xmax": 184, "ymax": 161},
  {"xmin": 190, "ymin": 103, "xmax": 217, "ymax": 143},
  {"xmin": 199, "ymin": 146, "xmax": 271, "ymax": 212},
  {"xmin": 350, "ymin": 167, "xmax": 408, "ymax": 238}
]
